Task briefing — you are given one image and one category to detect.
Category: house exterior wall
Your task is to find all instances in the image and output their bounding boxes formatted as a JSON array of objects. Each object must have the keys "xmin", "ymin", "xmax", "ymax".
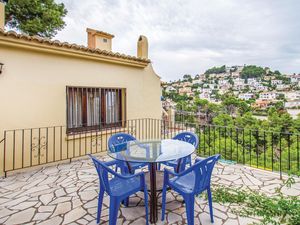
[
  {"xmin": 0, "ymin": 43, "xmax": 162, "ymax": 176},
  {"xmin": 0, "ymin": 45, "xmax": 161, "ymax": 130}
]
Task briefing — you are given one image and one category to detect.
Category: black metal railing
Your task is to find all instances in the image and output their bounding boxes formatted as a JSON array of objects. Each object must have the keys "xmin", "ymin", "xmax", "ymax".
[
  {"xmin": 1, "ymin": 118, "xmax": 300, "ymax": 178},
  {"xmin": 195, "ymin": 124, "xmax": 299, "ymax": 178}
]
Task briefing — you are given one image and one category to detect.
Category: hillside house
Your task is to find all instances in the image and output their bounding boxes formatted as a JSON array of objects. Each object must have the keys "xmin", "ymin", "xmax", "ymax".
[{"xmin": 0, "ymin": 12, "xmax": 161, "ymax": 175}]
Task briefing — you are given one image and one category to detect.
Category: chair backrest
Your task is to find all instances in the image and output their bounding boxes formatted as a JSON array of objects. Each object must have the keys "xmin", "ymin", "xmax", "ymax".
[
  {"xmin": 193, "ymin": 154, "xmax": 220, "ymax": 194},
  {"xmin": 173, "ymin": 131, "xmax": 199, "ymax": 149},
  {"xmin": 108, "ymin": 133, "xmax": 136, "ymax": 152},
  {"xmin": 89, "ymin": 155, "xmax": 114, "ymax": 195}
]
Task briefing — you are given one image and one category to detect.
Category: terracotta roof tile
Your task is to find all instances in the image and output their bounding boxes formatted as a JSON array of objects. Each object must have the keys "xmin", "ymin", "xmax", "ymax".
[
  {"xmin": 0, "ymin": 29, "xmax": 150, "ymax": 64},
  {"xmin": 86, "ymin": 28, "xmax": 115, "ymax": 38}
]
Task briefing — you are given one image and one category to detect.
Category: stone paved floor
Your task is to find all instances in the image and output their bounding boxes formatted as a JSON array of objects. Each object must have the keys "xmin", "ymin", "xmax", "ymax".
[{"xmin": 0, "ymin": 154, "xmax": 299, "ymax": 225}]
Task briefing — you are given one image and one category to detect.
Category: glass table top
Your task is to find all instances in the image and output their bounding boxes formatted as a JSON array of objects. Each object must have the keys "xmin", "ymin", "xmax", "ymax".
[{"xmin": 108, "ymin": 139, "xmax": 195, "ymax": 163}]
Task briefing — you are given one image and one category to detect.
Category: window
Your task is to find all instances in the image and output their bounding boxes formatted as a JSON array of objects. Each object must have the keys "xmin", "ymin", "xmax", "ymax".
[
  {"xmin": 103, "ymin": 38, "xmax": 107, "ymax": 43},
  {"xmin": 66, "ymin": 87, "xmax": 125, "ymax": 133}
]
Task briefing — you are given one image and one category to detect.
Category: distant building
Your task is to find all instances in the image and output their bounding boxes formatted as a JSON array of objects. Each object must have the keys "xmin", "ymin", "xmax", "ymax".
[
  {"xmin": 219, "ymin": 80, "xmax": 229, "ymax": 86},
  {"xmin": 192, "ymin": 79, "xmax": 202, "ymax": 85},
  {"xmin": 247, "ymin": 78, "xmax": 258, "ymax": 85},
  {"xmin": 252, "ymin": 100, "xmax": 271, "ymax": 109},
  {"xmin": 199, "ymin": 92, "xmax": 211, "ymax": 100},
  {"xmin": 254, "ymin": 84, "xmax": 267, "ymax": 91},
  {"xmin": 238, "ymin": 93, "xmax": 255, "ymax": 101},
  {"xmin": 165, "ymin": 86, "xmax": 176, "ymax": 92},
  {"xmin": 271, "ymin": 80, "xmax": 283, "ymax": 85},
  {"xmin": 283, "ymin": 91, "xmax": 300, "ymax": 100},
  {"xmin": 276, "ymin": 84, "xmax": 289, "ymax": 91},
  {"xmin": 259, "ymin": 92, "xmax": 277, "ymax": 100},
  {"xmin": 285, "ymin": 100, "xmax": 300, "ymax": 108},
  {"xmin": 178, "ymin": 87, "xmax": 192, "ymax": 95},
  {"xmin": 182, "ymin": 81, "xmax": 192, "ymax": 87}
]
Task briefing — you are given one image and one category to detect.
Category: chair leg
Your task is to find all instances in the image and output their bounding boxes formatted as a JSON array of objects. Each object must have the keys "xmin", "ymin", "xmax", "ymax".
[
  {"xmin": 143, "ymin": 185, "xmax": 149, "ymax": 225},
  {"xmin": 109, "ymin": 197, "xmax": 120, "ymax": 225},
  {"xmin": 123, "ymin": 197, "xmax": 129, "ymax": 207},
  {"xmin": 161, "ymin": 183, "xmax": 167, "ymax": 221},
  {"xmin": 97, "ymin": 189, "xmax": 104, "ymax": 224},
  {"xmin": 184, "ymin": 195, "xmax": 195, "ymax": 225},
  {"xmin": 207, "ymin": 188, "xmax": 214, "ymax": 223}
]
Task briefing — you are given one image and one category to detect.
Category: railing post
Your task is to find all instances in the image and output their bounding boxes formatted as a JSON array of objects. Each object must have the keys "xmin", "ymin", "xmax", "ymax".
[
  {"xmin": 297, "ymin": 134, "xmax": 299, "ymax": 171},
  {"xmin": 271, "ymin": 132, "xmax": 274, "ymax": 172},
  {"xmin": 263, "ymin": 131, "xmax": 266, "ymax": 170},
  {"xmin": 256, "ymin": 130, "xmax": 259, "ymax": 168},
  {"xmin": 224, "ymin": 127, "xmax": 227, "ymax": 160},
  {"xmin": 279, "ymin": 133, "xmax": 282, "ymax": 180},
  {"xmin": 163, "ymin": 119, "xmax": 166, "ymax": 139},
  {"xmin": 249, "ymin": 130, "xmax": 252, "ymax": 167},
  {"xmin": 198, "ymin": 124, "xmax": 201, "ymax": 156},
  {"xmin": 242, "ymin": 128, "xmax": 245, "ymax": 165},
  {"xmin": 230, "ymin": 128, "xmax": 233, "ymax": 161},
  {"xmin": 288, "ymin": 133, "xmax": 290, "ymax": 172},
  {"xmin": 236, "ymin": 128, "xmax": 239, "ymax": 163}
]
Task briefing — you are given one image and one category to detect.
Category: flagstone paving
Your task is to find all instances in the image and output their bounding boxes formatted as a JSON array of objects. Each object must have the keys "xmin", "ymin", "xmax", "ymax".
[{"xmin": 0, "ymin": 154, "xmax": 299, "ymax": 225}]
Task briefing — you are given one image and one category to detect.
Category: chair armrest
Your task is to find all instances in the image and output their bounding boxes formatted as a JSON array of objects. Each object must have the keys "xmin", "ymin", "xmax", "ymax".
[
  {"xmin": 88, "ymin": 154, "xmax": 120, "ymax": 167},
  {"xmin": 195, "ymin": 157, "xmax": 204, "ymax": 163},
  {"xmin": 104, "ymin": 159, "xmax": 121, "ymax": 167},
  {"xmin": 165, "ymin": 162, "xmax": 197, "ymax": 178},
  {"xmin": 164, "ymin": 168, "xmax": 178, "ymax": 177},
  {"xmin": 163, "ymin": 168, "xmax": 178, "ymax": 184},
  {"xmin": 114, "ymin": 171, "xmax": 145, "ymax": 180}
]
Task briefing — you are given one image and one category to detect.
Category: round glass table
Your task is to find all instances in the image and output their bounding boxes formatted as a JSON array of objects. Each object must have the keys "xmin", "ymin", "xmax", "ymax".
[{"xmin": 108, "ymin": 139, "xmax": 195, "ymax": 223}]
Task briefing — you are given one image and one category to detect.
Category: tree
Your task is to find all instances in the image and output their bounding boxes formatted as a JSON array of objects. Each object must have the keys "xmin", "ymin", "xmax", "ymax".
[
  {"xmin": 5, "ymin": 0, "xmax": 67, "ymax": 38},
  {"xmin": 240, "ymin": 65, "xmax": 265, "ymax": 79},
  {"xmin": 194, "ymin": 98, "xmax": 209, "ymax": 107},
  {"xmin": 274, "ymin": 70, "xmax": 281, "ymax": 76},
  {"xmin": 212, "ymin": 113, "xmax": 234, "ymax": 127},
  {"xmin": 222, "ymin": 96, "xmax": 240, "ymax": 116},
  {"xmin": 205, "ymin": 65, "xmax": 226, "ymax": 75},
  {"xmin": 183, "ymin": 74, "xmax": 192, "ymax": 82}
]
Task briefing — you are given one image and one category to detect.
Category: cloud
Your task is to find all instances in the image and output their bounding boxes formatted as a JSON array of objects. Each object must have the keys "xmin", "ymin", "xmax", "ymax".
[{"xmin": 55, "ymin": 0, "xmax": 300, "ymax": 81}]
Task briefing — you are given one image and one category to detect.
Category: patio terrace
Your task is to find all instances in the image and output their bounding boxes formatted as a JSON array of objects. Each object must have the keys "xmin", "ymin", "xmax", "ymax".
[{"xmin": 0, "ymin": 154, "xmax": 299, "ymax": 225}]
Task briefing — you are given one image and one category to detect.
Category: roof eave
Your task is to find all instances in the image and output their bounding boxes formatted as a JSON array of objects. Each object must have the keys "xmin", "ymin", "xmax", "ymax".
[{"xmin": 0, "ymin": 30, "xmax": 150, "ymax": 68}]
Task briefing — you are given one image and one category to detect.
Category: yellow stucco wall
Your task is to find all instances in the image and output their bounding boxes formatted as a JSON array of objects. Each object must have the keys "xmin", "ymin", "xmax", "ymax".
[
  {"xmin": 0, "ymin": 45, "xmax": 161, "ymax": 128},
  {"xmin": 0, "ymin": 43, "xmax": 162, "ymax": 176}
]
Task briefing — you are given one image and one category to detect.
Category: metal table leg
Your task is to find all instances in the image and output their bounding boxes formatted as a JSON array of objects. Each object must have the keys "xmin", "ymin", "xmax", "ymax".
[
  {"xmin": 149, "ymin": 162, "xmax": 157, "ymax": 223},
  {"xmin": 125, "ymin": 161, "xmax": 132, "ymax": 174},
  {"xmin": 176, "ymin": 158, "xmax": 182, "ymax": 173}
]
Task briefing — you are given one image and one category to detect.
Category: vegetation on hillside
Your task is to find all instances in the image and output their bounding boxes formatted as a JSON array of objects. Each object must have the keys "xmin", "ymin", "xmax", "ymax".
[
  {"xmin": 240, "ymin": 65, "xmax": 266, "ymax": 79},
  {"xmin": 205, "ymin": 65, "xmax": 226, "ymax": 75},
  {"xmin": 164, "ymin": 90, "xmax": 300, "ymax": 174}
]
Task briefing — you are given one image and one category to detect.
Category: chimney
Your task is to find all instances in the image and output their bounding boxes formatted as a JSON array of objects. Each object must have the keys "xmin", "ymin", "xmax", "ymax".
[
  {"xmin": 86, "ymin": 28, "xmax": 114, "ymax": 51},
  {"xmin": 137, "ymin": 35, "xmax": 148, "ymax": 59},
  {"xmin": 0, "ymin": 1, "xmax": 5, "ymax": 30}
]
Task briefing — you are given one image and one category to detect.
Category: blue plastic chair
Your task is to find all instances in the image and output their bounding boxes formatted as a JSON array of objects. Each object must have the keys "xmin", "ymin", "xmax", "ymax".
[
  {"xmin": 89, "ymin": 155, "xmax": 149, "ymax": 225},
  {"xmin": 158, "ymin": 132, "xmax": 199, "ymax": 172},
  {"xmin": 108, "ymin": 133, "xmax": 150, "ymax": 174},
  {"xmin": 161, "ymin": 154, "xmax": 221, "ymax": 225}
]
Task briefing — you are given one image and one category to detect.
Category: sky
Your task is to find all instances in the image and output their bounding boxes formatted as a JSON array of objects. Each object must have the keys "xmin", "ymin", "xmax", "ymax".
[{"xmin": 55, "ymin": 0, "xmax": 300, "ymax": 81}]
